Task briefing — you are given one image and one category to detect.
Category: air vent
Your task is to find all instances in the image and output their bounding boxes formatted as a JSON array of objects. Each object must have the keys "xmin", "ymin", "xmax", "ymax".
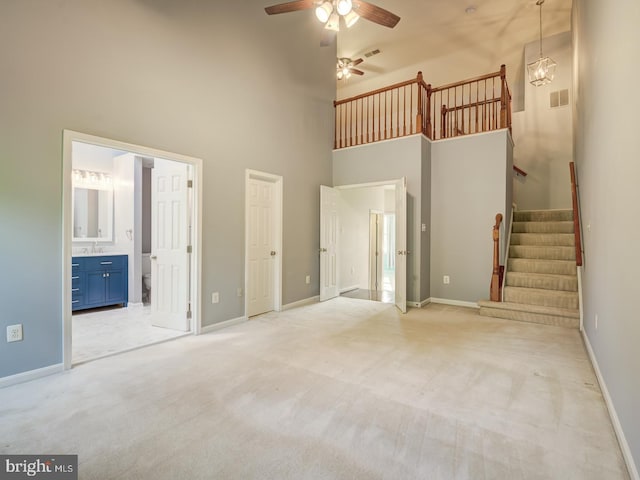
[
  {"xmin": 364, "ymin": 48, "xmax": 381, "ymax": 58},
  {"xmin": 550, "ymin": 89, "xmax": 569, "ymax": 108}
]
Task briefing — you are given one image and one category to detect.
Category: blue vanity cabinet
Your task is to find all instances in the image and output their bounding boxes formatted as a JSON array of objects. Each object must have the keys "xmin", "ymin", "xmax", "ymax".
[{"xmin": 72, "ymin": 255, "xmax": 128, "ymax": 311}]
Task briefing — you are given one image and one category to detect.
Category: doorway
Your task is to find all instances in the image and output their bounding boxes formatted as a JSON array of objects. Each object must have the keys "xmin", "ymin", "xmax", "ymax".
[
  {"xmin": 62, "ymin": 130, "xmax": 203, "ymax": 368},
  {"xmin": 245, "ymin": 170, "xmax": 283, "ymax": 317},
  {"xmin": 320, "ymin": 178, "xmax": 407, "ymax": 313}
]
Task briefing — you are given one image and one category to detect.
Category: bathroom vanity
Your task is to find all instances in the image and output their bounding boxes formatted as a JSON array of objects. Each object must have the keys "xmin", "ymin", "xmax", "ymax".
[{"xmin": 72, "ymin": 255, "xmax": 128, "ymax": 311}]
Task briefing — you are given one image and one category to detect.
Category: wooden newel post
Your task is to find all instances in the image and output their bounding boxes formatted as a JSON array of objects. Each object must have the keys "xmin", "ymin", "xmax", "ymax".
[
  {"xmin": 415, "ymin": 71, "xmax": 423, "ymax": 134},
  {"xmin": 490, "ymin": 213, "xmax": 503, "ymax": 302},
  {"xmin": 425, "ymin": 83, "xmax": 432, "ymax": 139},
  {"xmin": 499, "ymin": 64, "xmax": 507, "ymax": 129}
]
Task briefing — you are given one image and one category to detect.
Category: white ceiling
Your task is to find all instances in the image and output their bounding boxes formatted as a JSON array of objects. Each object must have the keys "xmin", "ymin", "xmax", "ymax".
[{"xmin": 335, "ymin": 0, "xmax": 572, "ymax": 90}]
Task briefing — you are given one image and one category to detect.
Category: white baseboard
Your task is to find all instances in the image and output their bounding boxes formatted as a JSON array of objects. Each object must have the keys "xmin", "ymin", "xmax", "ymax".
[
  {"xmin": 340, "ymin": 285, "xmax": 359, "ymax": 294},
  {"xmin": 407, "ymin": 299, "xmax": 431, "ymax": 308},
  {"xmin": 0, "ymin": 363, "xmax": 64, "ymax": 389},
  {"xmin": 582, "ymin": 331, "xmax": 639, "ymax": 480},
  {"xmin": 201, "ymin": 316, "xmax": 247, "ymax": 334},
  {"xmin": 283, "ymin": 295, "xmax": 319, "ymax": 311},
  {"xmin": 127, "ymin": 302, "xmax": 144, "ymax": 308},
  {"xmin": 428, "ymin": 297, "xmax": 479, "ymax": 309}
]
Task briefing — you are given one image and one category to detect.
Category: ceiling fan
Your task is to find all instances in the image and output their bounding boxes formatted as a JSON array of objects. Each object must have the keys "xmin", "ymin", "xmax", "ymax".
[
  {"xmin": 264, "ymin": 0, "xmax": 400, "ymax": 46},
  {"xmin": 337, "ymin": 57, "xmax": 364, "ymax": 80}
]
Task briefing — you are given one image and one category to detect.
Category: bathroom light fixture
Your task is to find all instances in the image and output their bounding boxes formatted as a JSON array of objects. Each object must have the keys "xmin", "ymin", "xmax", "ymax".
[
  {"xmin": 527, "ymin": 0, "xmax": 556, "ymax": 86},
  {"xmin": 72, "ymin": 169, "xmax": 113, "ymax": 188}
]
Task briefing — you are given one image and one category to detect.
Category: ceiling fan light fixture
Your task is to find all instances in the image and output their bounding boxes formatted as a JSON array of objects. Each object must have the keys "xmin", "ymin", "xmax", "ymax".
[
  {"xmin": 315, "ymin": 1, "xmax": 333, "ymax": 23},
  {"xmin": 336, "ymin": 0, "xmax": 353, "ymax": 16},
  {"xmin": 344, "ymin": 10, "xmax": 360, "ymax": 27},
  {"xmin": 325, "ymin": 12, "xmax": 340, "ymax": 31}
]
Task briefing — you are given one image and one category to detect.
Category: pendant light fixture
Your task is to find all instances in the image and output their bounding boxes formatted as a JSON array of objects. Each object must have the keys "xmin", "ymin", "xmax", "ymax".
[{"xmin": 527, "ymin": 0, "xmax": 556, "ymax": 86}]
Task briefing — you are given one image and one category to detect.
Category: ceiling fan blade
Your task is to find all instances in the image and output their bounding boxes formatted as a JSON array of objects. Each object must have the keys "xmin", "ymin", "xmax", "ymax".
[
  {"xmin": 350, "ymin": 68, "xmax": 365, "ymax": 76},
  {"xmin": 320, "ymin": 29, "xmax": 337, "ymax": 47},
  {"xmin": 353, "ymin": 1, "xmax": 400, "ymax": 28},
  {"xmin": 351, "ymin": 58, "xmax": 364, "ymax": 67},
  {"xmin": 265, "ymin": 0, "xmax": 316, "ymax": 15}
]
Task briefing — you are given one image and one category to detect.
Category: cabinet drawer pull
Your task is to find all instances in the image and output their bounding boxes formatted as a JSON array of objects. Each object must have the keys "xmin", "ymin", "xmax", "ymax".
[
  {"xmin": 72, "ymin": 300, "xmax": 80, "ymax": 304},
  {"xmin": 72, "ymin": 288, "xmax": 79, "ymax": 292},
  {"xmin": 72, "ymin": 276, "xmax": 79, "ymax": 280},
  {"xmin": 100, "ymin": 261, "xmax": 113, "ymax": 265},
  {"xmin": 72, "ymin": 263, "xmax": 79, "ymax": 267}
]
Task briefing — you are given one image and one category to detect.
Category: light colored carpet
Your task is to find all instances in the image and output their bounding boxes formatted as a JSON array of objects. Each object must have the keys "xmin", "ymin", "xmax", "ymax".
[{"xmin": 1, "ymin": 298, "xmax": 629, "ymax": 479}]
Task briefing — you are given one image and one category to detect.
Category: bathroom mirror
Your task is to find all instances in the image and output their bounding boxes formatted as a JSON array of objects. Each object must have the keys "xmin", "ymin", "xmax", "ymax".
[{"xmin": 73, "ymin": 187, "xmax": 113, "ymax": 242}]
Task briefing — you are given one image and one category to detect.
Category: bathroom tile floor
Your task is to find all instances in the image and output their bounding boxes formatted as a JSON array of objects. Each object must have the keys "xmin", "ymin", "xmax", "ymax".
[{"xmin": 72, "ymin": 305, "xmax": 187, "ymax": 364}]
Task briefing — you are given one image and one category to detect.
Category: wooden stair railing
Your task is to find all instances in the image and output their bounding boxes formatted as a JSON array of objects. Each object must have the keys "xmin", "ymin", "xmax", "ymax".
[
  {"xmin": 490, "ymin": 213, "xmax": 504, "ymax": 302},
  {"xmin": 569, "ymin": 162, "xmax": 583, "ymax": 266},
  {"xmin": 334, "ymin": 66, "xmax": 513, "ymax": 149}
]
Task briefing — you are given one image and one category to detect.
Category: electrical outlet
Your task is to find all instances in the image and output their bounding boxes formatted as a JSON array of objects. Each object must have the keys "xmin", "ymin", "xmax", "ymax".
[
  {"xmin": 212, "ymin": 292, "xmax": 219, "ymax": 304},
  {"xmin": 7, "ymin": 324, "xmax": 23, "ymax": 343},
  {"xmin": 237, "ymin": 288, "xmax": 243, "ymax": 297},
  {"xmin": 421, "ymin": 223, "xmax": 427, "ymax": 232},
  {"xmin": 305, "ymin": 275, "xmax": 310, "ymax": 285},
  {"xmin": 443, "ymin": 275, "xmax": 450, "ymax": 285},
  {"xmin": 595, "ymin": 314, "xmax": 598, "ymax": 329}
]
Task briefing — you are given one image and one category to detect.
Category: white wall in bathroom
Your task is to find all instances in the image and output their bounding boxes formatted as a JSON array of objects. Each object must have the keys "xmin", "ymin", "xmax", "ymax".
[
  {"xmin": 72, "ymin": 142, "xmax": 124, "ymax": 173},
  {"xmin": 113, "ymin": 153, "xmax": 143, "ymax": 305}
]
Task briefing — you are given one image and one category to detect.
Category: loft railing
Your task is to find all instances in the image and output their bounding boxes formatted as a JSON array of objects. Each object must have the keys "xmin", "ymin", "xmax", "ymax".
[
  {"xmin": 334, "ymin": 65, "xmax": 512, "ymax": 149},
  {"xmin": 333, "ymin": 72, "xmax": 429, "ymax": 149}
]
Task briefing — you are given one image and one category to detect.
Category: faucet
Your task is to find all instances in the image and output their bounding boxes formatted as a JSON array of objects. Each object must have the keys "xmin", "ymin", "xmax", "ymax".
[{"xmin": 92, "ymin": 241, "xmax": 97, "ymax": 254}]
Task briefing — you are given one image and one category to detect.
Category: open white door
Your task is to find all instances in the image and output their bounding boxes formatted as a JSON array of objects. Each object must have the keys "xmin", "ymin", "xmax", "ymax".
[
  {"xmin": 151, "ymin": 158, "xmax": 190, "ymax": 331},
  {"xmin": 395, "ymin": 178, "xmax": 407, "ymax": 313},
  {"xmin": 320, "ymin": 185, "xmax": 339, "ymax": 301}
]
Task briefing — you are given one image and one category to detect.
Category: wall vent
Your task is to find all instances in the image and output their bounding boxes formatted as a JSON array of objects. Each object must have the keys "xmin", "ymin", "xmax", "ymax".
[
  {"xmin": 550, "ymin": 89, "xmax": 569, "ymax": 108},
  {"xmin": 364, "ymin": 48, "xmax": 381, "ymax": 58}
]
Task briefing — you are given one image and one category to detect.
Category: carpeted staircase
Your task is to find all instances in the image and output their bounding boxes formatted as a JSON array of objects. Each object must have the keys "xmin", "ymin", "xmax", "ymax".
[{"xmin": 479, "ymin": 209, "xmax": 580, "ymax": 328}]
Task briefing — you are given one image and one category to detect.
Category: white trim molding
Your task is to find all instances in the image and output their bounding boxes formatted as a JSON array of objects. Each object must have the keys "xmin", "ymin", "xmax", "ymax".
[
  {"xmin": 428, "ymin": 297, "xmax": 480, "ymax": 309},
  {"xmin": 283, "ymin": 296, "xmax": 320, "ymax": 311},
  {"xmin": 582, "ymin": 331, "xmax": 639, "ymax": 480},
  {"xmin": 201, "ymin": 316, "xmax": 248, "ymax": 334},
  {"xmin": 339, "ymin": 286, "xmax": 359, "ymax": 294},
  {"xmin": 0, "ymin": 363, "xmax": 64, "ymax": 389}
]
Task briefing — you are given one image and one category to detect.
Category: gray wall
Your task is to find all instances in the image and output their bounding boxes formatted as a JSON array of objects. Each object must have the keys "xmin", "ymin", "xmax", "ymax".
[
  {"xmin": 0, "ymin": 0, "xmax": 335, "ymax": 378},
  {"xmin": 420, "ymin": 136, "xmax": 432, "ymax": 302},
  {"xmin": 573, "ymin": 0, "xmax": 640, "ymax": 471},
  {"xmin": 430, "ymin": 130, "xmax": 511, "ymax": 303},
  {"xmin": 333, "ymin": 135, "xmax": 424, "ymax": 303}
]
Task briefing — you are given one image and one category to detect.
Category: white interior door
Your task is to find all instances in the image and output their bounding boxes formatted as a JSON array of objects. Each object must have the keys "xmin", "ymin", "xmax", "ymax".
[
  {"xmin": 151, "ymin": 158, "xmax": 190, "ymax": 331},
  {"xmin": 248, "ymin": 178, "xmax": 276, "ymax": 317},
  {"xmin": 320, "ymin": 185, "xmax": 339, "ymax": 301},
  {"xmin": 395, "ymin": 178, "xmax": 407, "ymax": 313},
  {"xmin": 369, "ymin": 212, "xmax": 383, "ymax": 291}
]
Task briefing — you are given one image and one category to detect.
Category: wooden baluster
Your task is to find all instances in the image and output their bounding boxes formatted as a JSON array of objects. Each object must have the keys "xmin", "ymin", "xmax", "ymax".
[
  {"xmin": 490, "ymin": 213, "xmax": 504, "ymax": 302},
  {"xmin": 500, "ymin": 64, "xmax": 507, "ymax": 129},
  {"xmin": 475, "ymin": 81, "xmax": 479, "ymax": 134},
  {"xmin": 441, "ymin": 104, "xmax": 447, "ymax": 138},
  {"xmin": 425, "ymin": 84, "xmax": 432, "ymax": 138},
  {"xmin": 368, "ymin": 96, "xmax": 371, "ymax": 143},
  {"xmin": 402, "ymin": 86, "xmax": 407, "ymax": 137},
  {"xmin": 396, "ymin": 86, "xmax": 399, "ymax": 138}
]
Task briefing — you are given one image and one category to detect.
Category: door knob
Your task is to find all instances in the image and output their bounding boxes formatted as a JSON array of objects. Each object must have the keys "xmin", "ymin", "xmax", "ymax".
[
  {"xmin": 270, "ymin": 251, "xmax": 277, "ymax": 256},
  {"xmin": 151, "ymin": 255, "xmax": 157, "ymax": 260},
  {"xmin": 320, "ymin": 248, "xmax": 327, "ymax": 253}
]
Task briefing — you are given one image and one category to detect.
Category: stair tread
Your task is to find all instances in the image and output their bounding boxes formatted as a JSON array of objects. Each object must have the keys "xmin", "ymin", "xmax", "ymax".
[
  {"xmin": 510, "ymin": 233, "xmax": 575, "ymax": 246},
  {"xmin": 503, "ymin": 286, "xmax": 578, "ymax": 298},
  {"xmin": 506, "ymin": 271, "xmax": 576, "ymax": 280},
  {"xmin": 478, "ymin": 300, "xmax": 580, "ymax": 318}
]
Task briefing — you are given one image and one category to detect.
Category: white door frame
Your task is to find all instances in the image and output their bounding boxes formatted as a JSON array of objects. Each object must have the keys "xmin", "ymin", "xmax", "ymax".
[
  {"xmin": 62, "ymin": 130, "xmax": 203, "ymax": 370},
  {"xmin": 244, "ymin": 169, "xmax": 283, "ymax": 317}
]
